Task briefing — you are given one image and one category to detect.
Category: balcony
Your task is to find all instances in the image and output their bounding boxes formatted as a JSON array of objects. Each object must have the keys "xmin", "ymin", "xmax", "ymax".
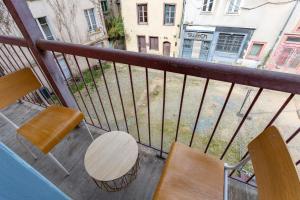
[
  {"xmin": 1, "ymin": 103, "xmax": 258, "ymax": 199},
  {"xmin": 0, "ymin": 1, "xmax": 299, "ymax": 200}
]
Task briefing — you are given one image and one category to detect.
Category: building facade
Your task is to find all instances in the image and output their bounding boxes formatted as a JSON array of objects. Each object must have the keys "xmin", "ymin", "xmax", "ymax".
[
  {"xmin": 27, "ymin": 0, "xmax": 108, "ymax": 46},
  {"xmin": 100, "ymin": 0, "xmax": 121, "ymax": 18},
  {"xmin": 121, "ymin": 0, "xmax": 184, "ymax": 57},
  {"xmin": 266, "ymin": 16, "xmax": 300, "ymax": 74},
  {"xmin": 180, "ymin": 0, "xmax": 300, "ymax": 67},
  {"xmin": 26, "ymin": 0, "xmax": 109, "ymax": 79}
]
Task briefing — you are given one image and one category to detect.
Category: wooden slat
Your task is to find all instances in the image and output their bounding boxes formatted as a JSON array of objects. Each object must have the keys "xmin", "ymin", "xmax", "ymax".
[
  {"xmin": 0, "ymin": 68, "xmax": 41, "ymax": 109},
  {"xmin": 248, "ymin": 126, "xmax": 300, "ymax": 200},
  {"xmin": 154, "ymin": 142, "xmax": 224, "ymax": 200}
]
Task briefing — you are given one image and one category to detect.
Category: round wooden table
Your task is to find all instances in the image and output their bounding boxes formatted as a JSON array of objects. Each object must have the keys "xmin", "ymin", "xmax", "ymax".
[{"xmin": 84, "ymin": 131, "xmax": 139, "ymax": 192}]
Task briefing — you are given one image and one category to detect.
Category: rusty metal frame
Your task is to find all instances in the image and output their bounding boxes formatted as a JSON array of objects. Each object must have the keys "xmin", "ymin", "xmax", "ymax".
[{"xmin": 36, "ymin": 39, "xmax": 300, "ymax": 94}]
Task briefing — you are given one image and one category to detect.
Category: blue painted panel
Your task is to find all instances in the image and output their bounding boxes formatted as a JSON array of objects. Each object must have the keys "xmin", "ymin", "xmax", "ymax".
[{"xmin": 0, "ymin": 142, "xmax": 70, "ymax": 200}]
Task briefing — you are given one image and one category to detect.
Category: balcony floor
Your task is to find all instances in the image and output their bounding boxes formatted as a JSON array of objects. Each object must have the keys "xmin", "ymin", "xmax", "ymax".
[{"xmin": 0, "ymin": 103, "xmax": 257, "ymax": 200}]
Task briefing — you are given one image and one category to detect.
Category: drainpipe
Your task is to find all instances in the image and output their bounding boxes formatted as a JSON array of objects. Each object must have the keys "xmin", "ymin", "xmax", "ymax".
[
  {"xmin": 178, "ymin": 0, "xmax": 186, "ymax": 57},
  {"xmin": 178, "ymin": 0, "xmax": 186, "ymax": 39},
  {"xmin": 262, "ymin": 0, "xmax": 299, "ymax": 67}
]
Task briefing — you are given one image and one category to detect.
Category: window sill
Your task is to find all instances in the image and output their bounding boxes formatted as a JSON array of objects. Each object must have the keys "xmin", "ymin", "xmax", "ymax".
[
  {"xmin": 138, "ymin": 23, "xmax": 148, "ymax": 25},
  {"xmin": 245, "ymin": 56, "xmax": 260, "ymax": 61},
  {"xmin": 163, "ymin": 23, "xmax": 175, "ymax": 26},
  {"xmin": 200, "ymin": 11, "xmax": 213, "ymax": 15},
  {"xmin": 225, "ymin": 12, "xmax": 240, "ymax": 16},
  {"xmin": 88, "ymin": 29, "xmax": 101, "ymax": 35}
]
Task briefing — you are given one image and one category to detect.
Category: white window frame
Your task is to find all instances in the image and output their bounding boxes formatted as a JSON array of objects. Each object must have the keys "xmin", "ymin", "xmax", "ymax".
[
  {"xmin": 227, "ymin": 0, "xmax": 242, "ymax": 14},
  {"xmin": 36, "ymin": 16, "xmax": 55, "ymax": 40},
  {"xmin": 137, "ymin": 4, "xmax": 148, "ymax": 24},
  {"xmin": 201, "ymin": 0, "xmax": 215, "ymax": 13},
  {"xmin": 164, "ymin": 4, "xmax": 176, "ymax": 25},
  {"xmin": 84, "ymin": 8, "xmax": 99, "ymax": 32}
]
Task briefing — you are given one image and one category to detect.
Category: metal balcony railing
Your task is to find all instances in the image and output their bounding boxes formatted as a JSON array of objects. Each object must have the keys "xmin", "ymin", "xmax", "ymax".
[
  {"xmin": 0, "ymin": 34, "xmax": 299, "ymax": 186},
  {"xmin": 0, "ymin": 0, "xmax": 299, "ymax": 187}
]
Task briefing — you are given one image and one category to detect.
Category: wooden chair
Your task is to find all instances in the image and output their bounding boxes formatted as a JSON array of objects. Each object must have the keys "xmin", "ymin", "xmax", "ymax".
[
  {"xmin": 0, "ymin": 68, "xmax": 94, "ymax": 175},
  {"xmin": 153, "ymin": 126, "xmax": 300, "ymax": 200}
]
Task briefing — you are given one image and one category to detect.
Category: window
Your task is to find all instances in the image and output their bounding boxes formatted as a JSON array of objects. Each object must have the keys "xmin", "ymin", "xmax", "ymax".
[
  {"xmin": 248, "ymin": 43, "xmax": 264, "ymax": 57},
  {"xmin": 137, "ymin": 4, "xmax": 148, "ymax": 24},
  {"xmin": 101, "ymin": 0, "xmax": 108, "ymax": 13},
  {"xmin": 202, "ymin": 0, "xmax": 214, "ymax": 12},
  {"xmin": 216, "ymin": 33, "xmax": 244, "ymax": 53},
  {"xmin": 149, "ymin": 37, "xmax": 159, "ymax": 50},
  {"xmin": 227, "ymin": 0, "xmax": 241, "ymax": 14},
  {"xmin": 276, "ymin": 47, "xmax": 292, "ymax": 66},
  {"xmin": 84, "ymin": 8, "xmax": 98, "ymax": 32},
  {"xmin": 182, "ymin": 39, "xmax": 194, "ymax": 58},
  {"xmin": 164, "ymin": 4, "xmax": 176, "ymax": 25},
  {"xmin": 37, "ymin": 17, "xmax": 54, "ymax": 40},
  {"xmin": 286, "ymin": 37, "xmax": 300, "ymax": 43}
]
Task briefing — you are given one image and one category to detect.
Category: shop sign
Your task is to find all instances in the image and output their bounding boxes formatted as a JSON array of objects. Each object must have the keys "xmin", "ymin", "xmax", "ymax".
[{"xmin": 184, "ymin": 31, "xmax": 213, "ymax": 41}]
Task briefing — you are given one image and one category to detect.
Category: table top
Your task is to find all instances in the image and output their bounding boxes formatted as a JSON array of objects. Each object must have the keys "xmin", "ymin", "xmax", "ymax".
[{"xmin": 84, "ymin": 131, "xmax": 138, "ymax": 181}]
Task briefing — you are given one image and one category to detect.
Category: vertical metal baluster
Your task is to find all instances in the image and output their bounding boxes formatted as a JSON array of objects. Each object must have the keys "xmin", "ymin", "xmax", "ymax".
[
  {"xmin": 146, "ymin": 68, "xmax": 151, "ymax": 146},
  {"xmin": 86, "ymin": 58, "xmax": 111, "ymax": 131},
  {"xmin": 220, "ymin": 88, "xmax": 263, "ymax": 160},
  {"xmin": 113, "ymin": 62, "xmax": 129, "ymax": 132},
  {"xmin": 62, "ymin": 53, "xmax": 95, "ymax": 125},
  {"xmin": 73, "ymin": 55, "xmax": 103, "ymax": 129},
  {"xmin": 160, "ymin": 71, "xmax": 167, "ymax": 157},
  {"xmin": 52, "ymin": 52, "xmax": 85, "ymax": 118},
  {"xmin": 0, "ymin": 65, "xmax": 7, "ymax": 75},
  {"xmin": 21, "ymin": 47, "xmax": 57, "ymax": 104},
  {"xmin": 246, "ymin": 174, "xmax": 255, "ymax": 183},
  {"xmin": 128, "ymin": 65, "xmax": 140, "ymax": 142},
  {"xmin": 28, "ymin": 92, "xmax": 40, "ymax": 105},
  {"xmin": 230, "ymin": 94, "xmax": 296, "ymax": 178},
  {"xmin": 189, "ymin": 79, "xmax": 209, "ymax": 147},
  {"xmin": 205, "ymin": 83, "xmax": 235, "ymax": 153},
  {"xmin": 12, "ymin": 45, "xmax": 53, "ymax": 105},
  {"xmin": 0, "ymin": 50, "xmax": 15, "ymax": 72},
  {"xmin": 0, "ymin": 53, "xmax": 32, "ymax": 113},
  {"xmin": 33, "ymin": 91, "xmax": 45, "ymax": 107},
  {"xmin": 0, "ymin": 45, "xmax": 18, "ymax": 70},
  {"xmin": 3, "ymin": 44, "xmax": 21, "ymax": 69},
  {"xmin": 286, "ymin": 127, "xmax": 300, "ymax": 143},
  {"xmin": 10, "ymin": 45, "xmax": 26, "ymax": 67},
  {"xmin": 229, "ymin": 151, "xmax": 250, "ymax": 177},
  {"xmin": 0, "ymin": 58, "xmax": 10, "ymax": 74},
  {"xmin": 265, "ymin": 93, "xmax": 295, "ymax": 128},
  {"xmin": 175, "ymin": 74, "xmax": 187, "ymax": 142},
  {"xmin": 99, "ymin": 60, "xmax": 119, "ymax": 130}
]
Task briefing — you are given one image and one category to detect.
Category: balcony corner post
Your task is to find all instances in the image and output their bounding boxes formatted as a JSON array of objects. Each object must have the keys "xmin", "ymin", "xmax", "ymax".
[{"xmin": 3, "ymin": 0, "xmax": 77, "ymax": 108}]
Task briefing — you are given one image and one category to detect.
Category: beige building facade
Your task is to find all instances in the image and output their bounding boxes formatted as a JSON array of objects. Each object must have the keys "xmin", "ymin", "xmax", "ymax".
[
  {"xmin": 0, "ymin": 0, "xmax": 109, "ymax": 89},
  {"xmin": 26, "ymin": 0, "xmax": 109, "ymax": 79},
  {"xmin": 27, "ymin": 0, "xmax": 108, "ymax": 46},
  {"xmin": 181, "ymin": 0, "xmax": 300, "ymax": 68},
  {"xmin": 121, "ymin": 0, "xmax": 184, "ymax": 57}
]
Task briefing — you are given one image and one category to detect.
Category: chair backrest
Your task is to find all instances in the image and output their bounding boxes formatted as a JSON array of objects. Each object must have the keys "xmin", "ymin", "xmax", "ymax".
[
  {"xmin": 248, "ymin": 126, "xmax": 300, "ymax": 200},
  {"xmin": 0, "ymin": 68, "xmax": 41, "ymax": 109}
]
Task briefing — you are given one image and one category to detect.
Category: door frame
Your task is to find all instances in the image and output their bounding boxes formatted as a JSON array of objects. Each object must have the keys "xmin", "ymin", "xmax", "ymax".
[
  {"xmin": 163, "ymin": 41, "xmax": 171, "ymax": 56},
  {"xmin": 137, "ymin": 35, "xmax": 147, "ymax": 53}
]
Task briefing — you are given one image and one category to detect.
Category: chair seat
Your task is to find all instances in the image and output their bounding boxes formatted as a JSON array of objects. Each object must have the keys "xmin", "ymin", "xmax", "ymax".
[
  {"xmin": 154, "ymin": 142, "xmax": 224, "ymax": 200},
  {"xmin": 17, "ymin": 105, "xmax": 84, "ymax": 154}
]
